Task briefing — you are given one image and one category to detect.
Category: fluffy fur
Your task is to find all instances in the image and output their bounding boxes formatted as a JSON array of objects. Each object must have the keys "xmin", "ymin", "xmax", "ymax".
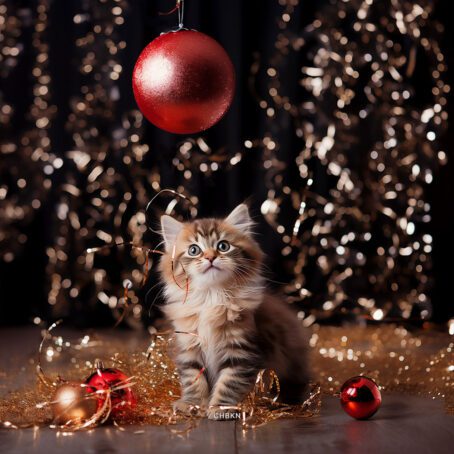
[{"xmin": 159, "ymin": 204, "xmax": 310, "ymax": 419}]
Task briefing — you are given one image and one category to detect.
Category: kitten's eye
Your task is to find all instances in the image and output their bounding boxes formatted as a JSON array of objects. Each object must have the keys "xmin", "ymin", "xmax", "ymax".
[
  {"xmin": 188, "ymin": 244, "xmax": 201, "ymax": 256},
  {"xmin": 217, "ymin": 240, "xmax": 230, "ymax": 252}
]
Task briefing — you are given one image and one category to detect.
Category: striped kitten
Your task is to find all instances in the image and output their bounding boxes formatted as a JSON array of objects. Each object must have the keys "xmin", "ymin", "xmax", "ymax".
[{"xmin": 159, "ymin": 204, "xmax": 310, "ymax": 420}]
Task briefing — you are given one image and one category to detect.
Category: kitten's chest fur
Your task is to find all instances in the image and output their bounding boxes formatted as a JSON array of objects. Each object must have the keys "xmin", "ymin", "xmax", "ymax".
[{"xmin": 163, "ymin": 287, "xmax": 261, "ymax": 378}]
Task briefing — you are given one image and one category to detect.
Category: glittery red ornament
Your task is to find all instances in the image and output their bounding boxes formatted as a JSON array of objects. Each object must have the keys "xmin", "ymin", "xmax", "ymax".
[
  {"xmin": 340, "ymin": 376, "xmax": 382, "ymax": 420},
  {"xmin": 132, "ymin": 30, "xmax": 235, "ymax": 134},
  {"xmin": 85, "ymin": 368, "xmax": 136, "ymax": 417}
]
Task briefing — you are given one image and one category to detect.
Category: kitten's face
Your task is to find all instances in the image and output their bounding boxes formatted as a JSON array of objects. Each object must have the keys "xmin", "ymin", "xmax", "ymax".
[{"xmin": 160, "ymin": 204, "xmax": 263, "ymax": 290}]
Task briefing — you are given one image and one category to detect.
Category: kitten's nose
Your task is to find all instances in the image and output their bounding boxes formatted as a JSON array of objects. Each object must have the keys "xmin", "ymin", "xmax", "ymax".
[{"xmin": 204, "ymin": 251, "xmax": 216, "ymax": 263}]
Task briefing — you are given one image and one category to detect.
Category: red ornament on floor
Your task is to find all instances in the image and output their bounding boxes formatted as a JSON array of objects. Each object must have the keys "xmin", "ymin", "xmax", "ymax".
[
  {"xmin": 132, "ymin": 30, "xmax": 235, "ymax": 134},
  {"xmin": 85, "ymin": 367, "xmax": 136, "ymax": 417},
  {"xmin": 340, "ymin": 376, "xmax": 382, "ymax": 420}
]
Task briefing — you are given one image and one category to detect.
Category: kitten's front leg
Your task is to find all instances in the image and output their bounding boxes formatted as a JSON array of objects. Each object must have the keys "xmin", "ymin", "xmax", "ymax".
[
  {"xmin": 173, "ymin": 349, "xmax": 209, "ymax": 415},
  {"xmin": 207, "ymin": 365, "xmax": 257, "ymax": 420}
]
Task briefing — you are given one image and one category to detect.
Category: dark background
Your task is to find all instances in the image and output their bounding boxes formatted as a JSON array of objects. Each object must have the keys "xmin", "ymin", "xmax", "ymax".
[{"xmin": 0, "ymin": 0, "xmax": 453, "ymax": 326}]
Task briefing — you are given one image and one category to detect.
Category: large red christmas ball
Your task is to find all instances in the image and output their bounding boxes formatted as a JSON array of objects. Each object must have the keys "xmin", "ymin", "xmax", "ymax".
[
  {"xmin": 85, "ymin": 368, "xmax": 136, "ymax": 417},
  {"xmin": 132, "ymin": 30, "xmax": 235, "ymax": 134},
  {"xmin": 340, "ymin": 376, "xmax": 382, "ymax": 420}
]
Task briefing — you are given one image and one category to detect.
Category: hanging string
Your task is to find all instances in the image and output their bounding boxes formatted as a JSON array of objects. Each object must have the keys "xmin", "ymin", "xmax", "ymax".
[
  {"xmin": 158, "ymin": 0, "xmax": 185, "ymax": 29},
  {"xmin": 178, "ymin": 0, "xmax": 185, "ymax": 28}
]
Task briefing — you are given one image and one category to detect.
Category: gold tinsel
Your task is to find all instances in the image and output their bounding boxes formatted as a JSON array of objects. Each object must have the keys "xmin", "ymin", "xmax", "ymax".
[
  {"xmin": 0, "ymin": 324, "xmax": 452, "ymax": 433},
  {"xmin": 311, "ymin": 324, "xmax": 453, "ymax": 414}
]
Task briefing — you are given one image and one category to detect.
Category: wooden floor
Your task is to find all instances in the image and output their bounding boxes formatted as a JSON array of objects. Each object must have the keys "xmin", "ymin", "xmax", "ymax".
[{"xmin": 0, "ymin": 327, "xmax": 453, "ymax": 454}]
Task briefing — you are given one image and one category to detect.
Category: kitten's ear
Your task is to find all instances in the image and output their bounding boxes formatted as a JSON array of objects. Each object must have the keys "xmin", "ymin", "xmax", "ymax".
[
  {"xmin": 225, "ymin": 204, "xmax": 253, "ymax": 232},
  {"xmin": 161, "ymin": 215, "xmax": 183, "ymax": 251}
]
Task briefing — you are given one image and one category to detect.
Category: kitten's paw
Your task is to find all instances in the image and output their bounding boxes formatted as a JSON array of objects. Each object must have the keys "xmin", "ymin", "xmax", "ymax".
[
  {"xmin": 172, "ymin": 399, "xmax": 200, "ymax": 416},
  {"xmin": 207, "ymin": 406, "xmax": 241, "ymax": 421}
]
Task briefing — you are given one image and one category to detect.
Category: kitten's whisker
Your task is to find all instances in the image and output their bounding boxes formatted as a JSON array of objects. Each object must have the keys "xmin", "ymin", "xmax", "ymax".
[
  {"xmin": 154, "ymin": 239, "xmax": 166, "ymax": 251},
  {"xmin": 235, "ymin": 257, "xmax": 273, "ymax": 272},
  {"xmin": 232, "ymin": 264, "xmax": 286, "ymax": 286},
  {"xmin": 231, "ymin": 266, "xmax": 257, "ymax": 278},
  {"xmin": 147, "ymin": 285, "xmax": 165, "ymax": 316}
]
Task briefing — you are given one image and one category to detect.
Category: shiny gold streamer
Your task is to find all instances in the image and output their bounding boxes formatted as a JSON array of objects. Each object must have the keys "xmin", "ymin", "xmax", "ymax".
[{"xmin": 0, "ymin": 324, "xmax": 452, "ymax": 432}]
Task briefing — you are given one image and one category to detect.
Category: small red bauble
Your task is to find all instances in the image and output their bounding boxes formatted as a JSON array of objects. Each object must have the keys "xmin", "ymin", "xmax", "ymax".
[
  {"xmin": 85, "ymin": 368, "xmax": 136, "ymax": 417},
  {"xmin": 132, "ymin": 30, "xmax": 235, "ymax": 134},
  {"xmin": 340, "ymin": 376, "xmax": 382, "ymax": 420}
]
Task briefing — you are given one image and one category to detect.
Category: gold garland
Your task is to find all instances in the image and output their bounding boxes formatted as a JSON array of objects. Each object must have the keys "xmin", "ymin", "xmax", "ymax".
[{"xmin": 0, "ymin": 323, "xmax": 452, "ymax": 433}]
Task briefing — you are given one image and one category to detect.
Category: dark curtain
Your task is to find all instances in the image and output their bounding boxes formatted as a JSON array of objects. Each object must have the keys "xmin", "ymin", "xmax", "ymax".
[{"xmin": 0, "ymin": 0, "xmax": 453, "ymax": 326}]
